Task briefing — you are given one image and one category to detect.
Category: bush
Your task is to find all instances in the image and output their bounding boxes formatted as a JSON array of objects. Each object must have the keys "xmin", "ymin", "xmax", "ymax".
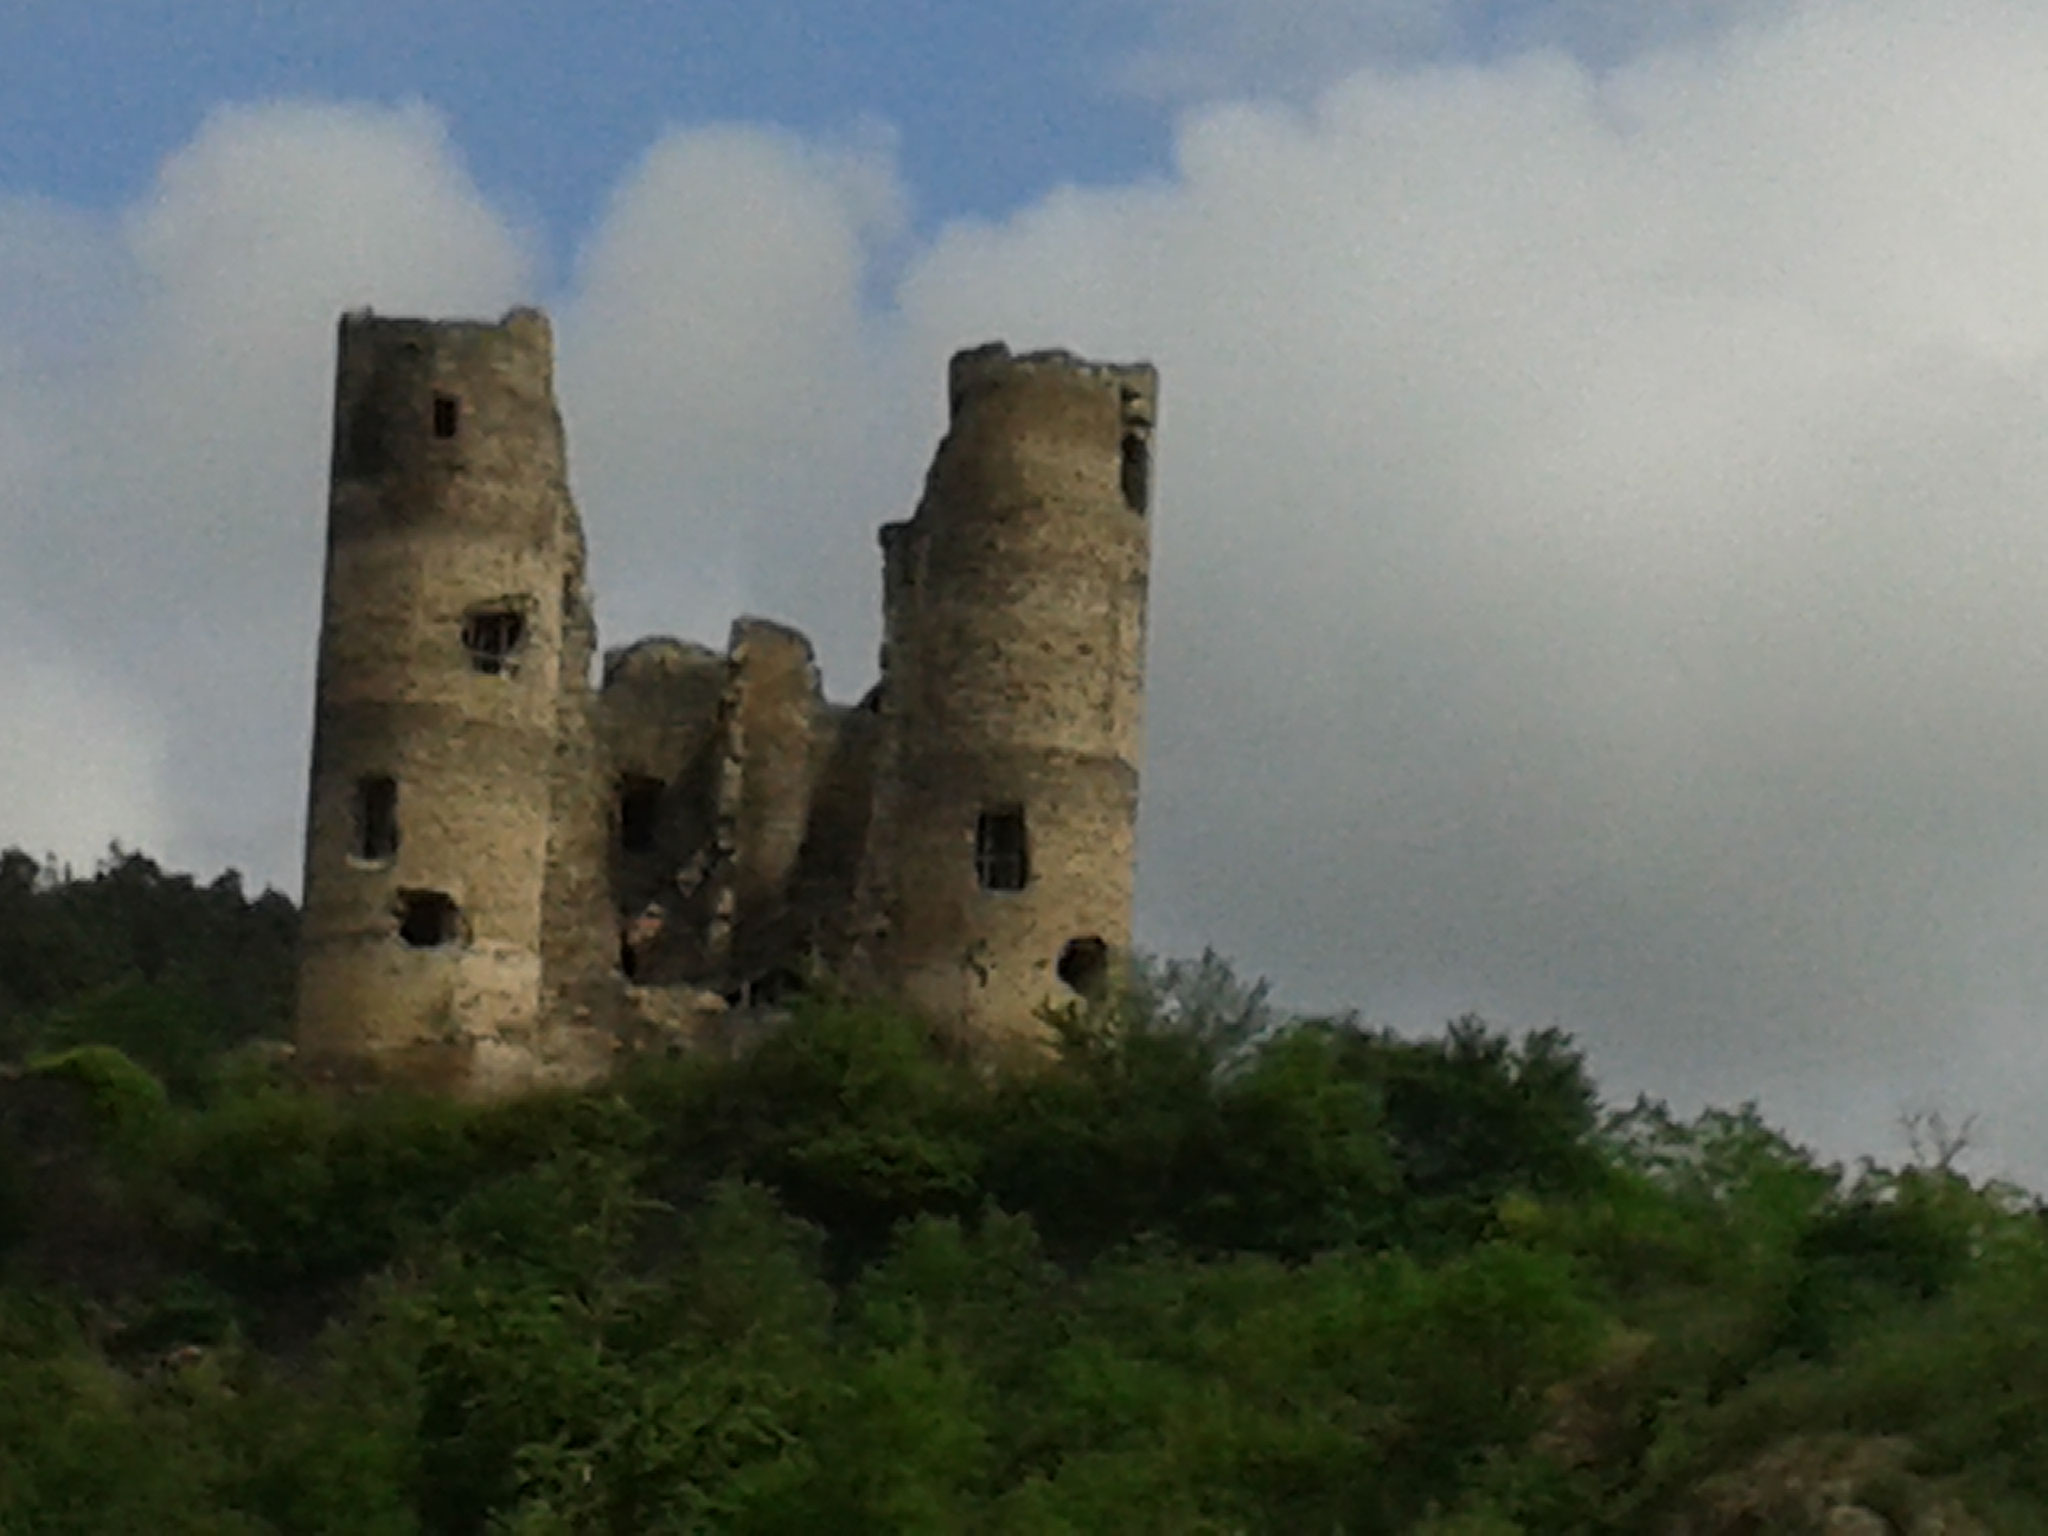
[
  {"xmin": 175, "ymin": 1086, "xmax": 480, "ymax": 1300},
  {"xmin": 26, "ymin": 1044, "xmax": 170, "ymax": 1154}
]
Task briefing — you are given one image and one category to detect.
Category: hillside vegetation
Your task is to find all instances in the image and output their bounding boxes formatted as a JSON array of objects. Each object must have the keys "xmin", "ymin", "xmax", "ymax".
[{"xmin": 0, "ymin": 851, "xmax": 2041, "ymax": 1533}]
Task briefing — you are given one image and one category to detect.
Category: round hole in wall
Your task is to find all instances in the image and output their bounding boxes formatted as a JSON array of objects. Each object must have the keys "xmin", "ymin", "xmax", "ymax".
[
  {"xmin": 1057, "ymin": 935, "xmax": 1110, "ymax": 998},
  {"xmin": 396, "ymin": 890, "xmax": 463, "ymax": 948}
]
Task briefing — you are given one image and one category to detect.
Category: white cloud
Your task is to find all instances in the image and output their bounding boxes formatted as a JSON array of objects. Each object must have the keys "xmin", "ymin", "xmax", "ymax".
[
  {"xmin": 0, "ymin": 102, "xmax": 531, "ymax": 884},
  {"xmin": 902, "ymin": 0, "xmax": 2048, "ymax": 1178},
  {"xmin": 19, "ymin": 1, "xmax": 2048, "ymax": 1181},
  {"xmin": 557, "ymin": 123, "xmax": 921, "ymax": 689},
  {"xmin": 0, "ymin": 640, "xmax": 170, "ymax": 871}
]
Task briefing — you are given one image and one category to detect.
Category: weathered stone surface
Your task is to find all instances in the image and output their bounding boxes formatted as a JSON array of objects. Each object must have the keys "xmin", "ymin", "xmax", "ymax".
[
  {"xmin": 858, "ymin": 347, "xmax": 1155, "ymax": 1049},
  {"xmin": 297, "ymin": 317, "xmax": 1156, "ymax": 1091},
  {"xmin": 297, "ymin": 309, "xmax": 604, "ymax": 1096}
]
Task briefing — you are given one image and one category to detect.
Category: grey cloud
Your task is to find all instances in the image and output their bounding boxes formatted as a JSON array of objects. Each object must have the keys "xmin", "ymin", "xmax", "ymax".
[
  {"xmin": 12, "ymin": 0, "xmax": 2048, "ymax": 1187},
  {"xmin": 902, "ymin": 0, "xmax": 2048, "ymax": 1181}
]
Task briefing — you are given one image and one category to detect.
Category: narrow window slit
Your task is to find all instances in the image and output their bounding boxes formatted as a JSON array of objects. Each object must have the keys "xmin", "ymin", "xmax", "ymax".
[
  {"xmin": 1120, "ymin": 431, "xmax": 1150, "ymax": 515},
  {"xmin": 352, "ymin": 775, "xmax": 399, "ymax": 862},
  {"xmin": 432, "ymin": 394, "xmax": 460, "ymax": 438},
  {"xmin": 975, "ymin": 807, "xmax": 1029, "ymax": 892}
]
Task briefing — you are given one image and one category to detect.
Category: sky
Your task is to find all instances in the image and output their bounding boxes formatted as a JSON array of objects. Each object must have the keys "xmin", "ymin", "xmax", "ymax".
[{"xmin": 10, "ymin": 0, "xmax": 2048, "ymax": 1183}]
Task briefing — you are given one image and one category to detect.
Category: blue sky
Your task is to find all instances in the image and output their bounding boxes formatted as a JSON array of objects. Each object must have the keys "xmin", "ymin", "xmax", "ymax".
[
  {"xmin": 0, "ymin": 0, "xmax": 1654, "ymax": 250},
  {"xmin": 18, "ymin": 0, "xmax": 2048, "ymax": 1182},
  {"xmin": 1, "ymin": 0, "xmax": 1168, "ymax": 254}
]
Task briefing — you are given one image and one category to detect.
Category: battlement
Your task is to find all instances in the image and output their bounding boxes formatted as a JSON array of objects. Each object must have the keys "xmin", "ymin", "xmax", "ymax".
[
  {"xmin": 297, "ymin": 315, "xmax": 1158, "ymax": 1093},
  {"xmin": 947, "ymin": 341, "xmax": 1158, "ymax": 423},
  {"xmin": 339, "ymin": 304, "xmax": 552, "ymax": 339},
  {"xmin": 332, "ymin": 307, "xmax": 555, "ymax": 410}
]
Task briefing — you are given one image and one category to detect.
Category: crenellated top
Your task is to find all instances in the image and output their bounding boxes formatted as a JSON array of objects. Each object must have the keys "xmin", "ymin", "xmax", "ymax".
[
  {"xmin": 327, "ymin": 308, "xmax": 568, "ymax": 541},
  {"xmin": 946, "ymin": 342, "xmax": 1157, "ymax": 427}
]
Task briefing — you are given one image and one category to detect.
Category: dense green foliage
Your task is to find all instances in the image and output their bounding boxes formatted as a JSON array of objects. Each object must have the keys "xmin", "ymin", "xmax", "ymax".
[
  {"xmin": 0, "ymin": 857, "xmax": 2039, "ymax": 1530},
  {"xmin": 0, "ymin": 846, "xmax": 297, "ymax": 1096}
]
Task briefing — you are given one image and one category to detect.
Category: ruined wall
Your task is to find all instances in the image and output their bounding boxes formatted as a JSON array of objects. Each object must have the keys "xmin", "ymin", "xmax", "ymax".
[
  {"xmin": 536, "ymin": 529, "xmax": 620, "ymax": 1068},
  {"xmin": 718, "ymin": 618, "xmax": 830, "ymax": 988},
  {"xmin": 785, "ymin": 699, "xmax": 882, "ymax": 969},
  {"xmin": 298, "ymin": 315, "xmax": 1156, "ymax": 1084},
  {"xmin": 595, "ymin": 621, "xmax": 843, "ymax": 1001},
  {"xmin": 296, "ymin": 309, "xmax": 603, "ymax": 1094},
  {"xmin": 859, "ymin": 345, "xmax": 1156, "ymax": 1047},
  {"xmin": 600, "ymin": 637, "xmax": 728, "ymax": 984}
]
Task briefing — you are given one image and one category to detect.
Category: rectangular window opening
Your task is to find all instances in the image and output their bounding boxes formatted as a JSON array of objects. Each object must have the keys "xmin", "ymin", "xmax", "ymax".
[
  {"xmin": 1120, "ymin": 431, "xmax": 1150, "ymax": 515},
  {"xmin": 432, "ymin": 394, "xmax": 460, "ymax": 438},
  {"xmin": 352, "ymin": 775, "xmax": 399, "ymax": 862},
  {"xmin": 618, "ymin": 775, "xmax": 665, "ymax": 853},
  {"xmin": 975, "ymin": 806, "xmax": 1030, "ymax": 892},
  {"xmin": 462, "ymin": 608, "xmax": 526, "ymax": 675},
  {"xmin": 396, "ymin": 889, "xmax": 462, "ymax": 948}
]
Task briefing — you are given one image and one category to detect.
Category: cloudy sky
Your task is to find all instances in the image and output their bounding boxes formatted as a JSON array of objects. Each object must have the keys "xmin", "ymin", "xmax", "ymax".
[{"xmin": 12, "ymin": 0, "xmax": 2048, "ymax": 1180}]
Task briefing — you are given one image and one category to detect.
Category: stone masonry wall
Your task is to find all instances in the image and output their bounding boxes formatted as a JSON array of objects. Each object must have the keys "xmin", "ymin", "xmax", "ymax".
[
  {"xmin": 719, "ymin": 618, "xmax": 830, "ymax": 989},
  {"xmin": 536, "ymin": 525, "xmax": 620, "ymax": 1076},
  {"xmin": 298, "ymin": 315, "xmax": 1155, "ymax": 1086},
  {"xmin": 297, "ymin": 309, "xmax": 602, "ymax": 1095},
  {"xmin": 859, "ymin": 345, "xmax": 1156, "ymax": 1049},
  {"xmin": 598, "ymin": 637, "xmax": 726, "ymax": 983}
]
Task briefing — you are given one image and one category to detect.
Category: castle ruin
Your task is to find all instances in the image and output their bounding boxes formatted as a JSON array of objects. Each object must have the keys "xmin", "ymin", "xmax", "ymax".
[{"xmin": 296, "ymin": 307, "xmax": 1156, "ymax": 1094}]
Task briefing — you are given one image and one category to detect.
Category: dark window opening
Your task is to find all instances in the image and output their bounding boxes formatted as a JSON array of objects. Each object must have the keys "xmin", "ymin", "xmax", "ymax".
[
  {"xmin": 721, "ymin": 968, "xmax": 805, "ymax": 1010},
  {"xmin": 618, "ymin": 776, "xmax": 665, "ymax": 853},
  {"xmin": 975, "ymin": 807, "xmax": 1030, "ymax": 892},
  {"xmin": 758, "ymin": 968, "xmax": 802, "ymax": 1005},
  {"xmin": 432, "ymin": 393, "xmax": 460, "ymax": 438},
  {"xmin": 620, "ymin": 903, "xmax": 665, "ymax": 981},
  {"xmin": 1058, "ymin": 935, "xmax": 1111, "ymax": 998},
  {"xmin": 352, "ymin": 775, "xmax": 399, "ymax": 862},
  {"xmin": 396, "ymin": 889, "xmax": 461, "ymax": 948},
  {"xmin": 461, "ymin": 608, "xmax": 526, "ymax": 675},
  {"xmin": 1121, "ymin": 431, "xmax": 1150, "ymax": 515}
]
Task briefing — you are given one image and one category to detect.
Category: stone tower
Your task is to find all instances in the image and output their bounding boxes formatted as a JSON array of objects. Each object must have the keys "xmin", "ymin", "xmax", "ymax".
[
  {"xmin": 294, "ymin": 312, "xmax": 1158, "ymax": 1087},
  {"xmin": 859, "ymin": 344, "xmax": 1157, "ymax": 1047},
  {"xmin": 296, "ymin": 308, "xmax": 608, "ymax": 1094}
]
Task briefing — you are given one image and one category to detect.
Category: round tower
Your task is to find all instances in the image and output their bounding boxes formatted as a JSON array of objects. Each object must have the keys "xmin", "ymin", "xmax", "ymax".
[
  {"xmin": 864, "ymin": 343, "xmax": 1157, "ymax": 1046},
  {"xmin": 296, "ymin": 308, "xmax": 588, "ymax": 1091}
]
